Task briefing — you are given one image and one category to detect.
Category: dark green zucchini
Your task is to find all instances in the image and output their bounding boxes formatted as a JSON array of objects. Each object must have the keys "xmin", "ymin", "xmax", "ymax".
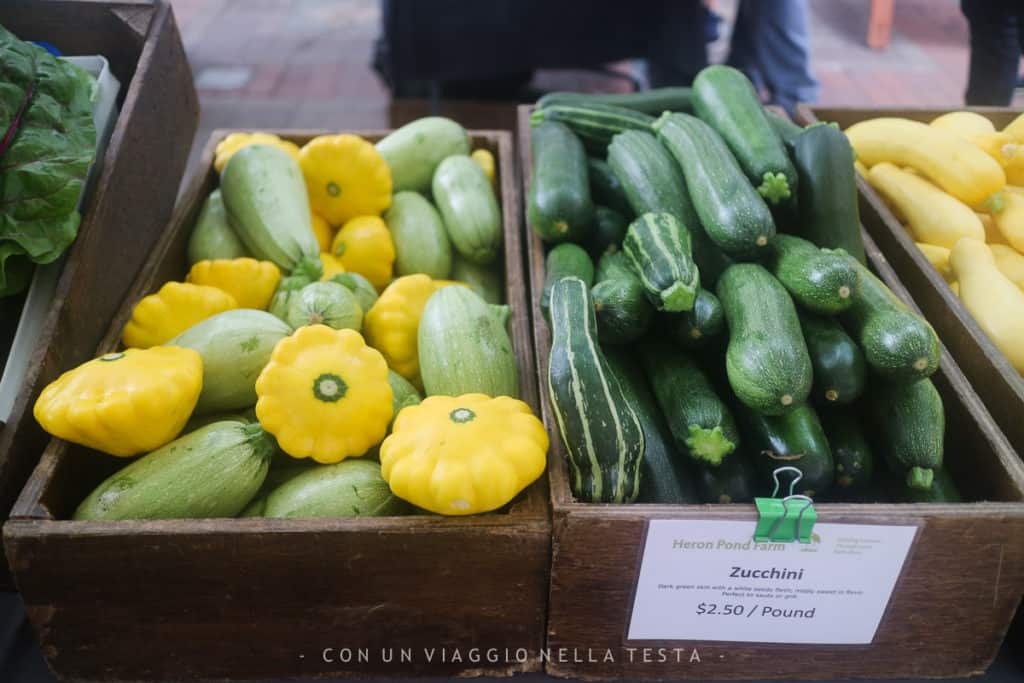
[
  {"xmin": 605, "ymin": 349, "xmax": 698, "ymax": 504},
  {"xmin": 640, "ymin": 340, "xmax": 740, "ymax": 466},
  {"xmin": 696, "ymin": 450, "xmax": 758, "ymax": 504},
  {"xmin": 820, "ymin": 409, "xmax": 873, "ymax": 489},
  {"xmin": 653, "ymin": 112, "xmax": 776, "ymax": 259},
  {"xmin": 541, "ymin": 243, "xmax": 593, "ymax": 322},
  {"xmin": 894, "ymin": 467, "xmax": 961, "ymax": 503},
  {"xmin": 800, "ymin": 312, "xmax": 866, "ymax": 405},
  {"xmin": 870, "ymin": 377, "xmax": 944, "ymax": 491},
  {"xmin": 840, "ymin": 257, "xmax": 940, "ymax": 382},
  {"xmin": 584, "ymin": 205, "xmax": 629, "ymax": 259},
  {"xmin": 662, "ymin": 289, "xmax": 724, "ymax": 348},
  {"xmin": 595, "ymin": 249, "xmax": 633, "ymax": 283},
  {"xmin": 623, "ymin": 212, "xmax": 700, "ymax": 312},
  {"xmin": 607, "ymin": 129, "xmax": 733, "ymax": 285},
  {"xmin": 793, "ymin": 123, "xmax": 867, "ymax": 264},
  {"xmin": 547, "ymin": 277, "xmax": 644, "ymax": 503},
  {"xmin": 737, "ymin": 402, "xmax": 834, "ymax": 498},
  {"xmin": 538, "ymin": 87, "xmax": 693, "ymax": 114},
  {"xmin": 528, "ymin": 121, "xmax": 593, "ymax": 243},
  {"xmin": 765, "ymin": 109, "xmax": 804, "ymax": 151},
  {"xmin": 692, "ymin": 65, "xmax": 797, "ymax": 205},
  {"xmin": 717, "ymin": 264, "xmax": 812, "ymax": 415},
  {"xmin": 532, "ymin": 103, "xmax": 654, "ymax": 149},
  {"xmin": 592, "ymin": 277, "xmax": 653, "ymax": 344},
  {"xmin": 587, "ymin": 158, "xmax": 633, "ymax": 217},
  {"xmin": 768, "ymin": 234, "xmax": 859, "ymax": 314}
]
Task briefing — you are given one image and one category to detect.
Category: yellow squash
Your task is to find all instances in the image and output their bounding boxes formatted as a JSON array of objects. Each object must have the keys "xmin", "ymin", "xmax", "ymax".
[
  {"xmin": 950, "ymin": 281, "xmax": 960, "ymax": 296},
  {"xmin": 380, "ymin": 394, "xmax": 548, "ymax": 515},
  {"xmin": 1005, "ymin": 154, "xmax": 1024, "ymax": 186},
  {"xmin": 866, "ymin": 162, "xmax": 984, "ymax": 248},
  {"xmin": 969, "ymin": 132, "xmax": 1018, "ymax": 168},
  {"xmin": 929, "ymin": 111, "xmax": 995, "ymax": 138},
  {"xmin": 978, "ymin": 212, "xmax": 1008, "ymax": 245},
  {"xmin": 950, "ymin": 238, "xmax": 1024, "ymax": 372},
  {"xmin": 845, "ymin": 117, "xmax": 1005, "ymax": 208},
  {"xmin": 471, "ymin": 148, "xmax": 496, "ymax": 188},
  {"xmin": 34, "ymin": 346, "xmax": 203, "ymax": 456},
  {"xmin": 299, "ymin": 134, "xmax": 392, "ymax": 225},
  {"xmin": 854, "ymin": 160, "xmax": 869, "ymax": 177},
  {"xmin": 214, "ymin": 132, "xmax": 301, "ymax": 173},
  {"xmin": 122, "ymin": 282, "xmax": 238, "ymax": 348},
  {"xmin": 1004, "ymin": 112, "xmax": 1024, "ymax": 143},
  {"xmin": 186, "ymin": 257, "xmax": 281, "ymax": 310},
  {"xmin": 989, "ymin": 244, "xmax": 1024, "ymax": 290},
  {"xmin": 310, "ymin": 211, "xmax": 334, "ymax": 253},
  {"xmin": 994, "ymin": 191, "xmax": 1024, "ymax": 252},
  {"xmin": 255, "ymin": 325, "xmax": 393, "ymax": 463},
  {"xmin": 331, "ymin": 215, "xmax": 395, "ymax": 290},
  {"xmin": 362, "ymin": 274, "xmax": 437, "ymax": 386},
  {"xmin": 915, "ymin": 242, "xmax": 953, "ymax": 281},
  {"xmin": 319, "ymin": 252, "xmax": 346, "ymax": 280}
]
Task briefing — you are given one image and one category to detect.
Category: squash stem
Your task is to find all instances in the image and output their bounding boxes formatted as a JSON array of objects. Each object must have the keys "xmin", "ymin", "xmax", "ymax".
[
  {"xmin": 757, "ymin": 172, "xmax": 792, "ymax": 204},
  {"xmin": 660, "ymin": 281, "xmax": 697, "ymax": 313},
  {"xmin": 907, "ymin": 466, "xmax": 934, "ymax": 491},
  {"xmin": 684, "ymin": 425, "xmax": 736, "ymax": 467}
]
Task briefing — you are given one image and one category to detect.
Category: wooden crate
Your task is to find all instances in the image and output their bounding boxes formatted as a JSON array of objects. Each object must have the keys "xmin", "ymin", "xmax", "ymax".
[
  {"xmin": 0, "ymin": 1, "xmax": 198, "ymax": 584},
  {"xmin": 796, "ymin": 106, "xmax": 1024, "ymax": 464},
  {"xmin": 517, "ymin": 105, "xmax": 1024, "ymax": 680},
  {"xmin": 3, "ymin": 129, "xmax": 551, "ymax": 681}
]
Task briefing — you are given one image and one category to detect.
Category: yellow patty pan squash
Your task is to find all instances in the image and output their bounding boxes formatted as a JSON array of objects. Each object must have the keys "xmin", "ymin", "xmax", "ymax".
[
  {"xmin": 255, "ymin": 325, "xmax": 392, "ymax": 463},
  {"xmin": 319, "ymin": 252, "xmax": 346, "ymax": 280},
  {"xmin": 122, "ymin": 282, "xmax": 238, "ymax": 348},
  {"xmin": 331, "ymin": 215, "xmax": 395, "ymax": 290},
  {"xmin": 362, "ymin": 274, "xmax": 438, "ymax": 385},
  {"xmin": 311, "ymin": 210, "xmax": 334, "ymax": 253},
  {"xmin": 380, "ymin": 394, "xmax": 548, "ymax": 515},
  {"xmin": 34, "ymin": 347, "xmax": 202, "ymax": 457},
  {"xmin": 214, "ymin": 132, "xmax": 301, "ymax": 173},
  {"xmin": 186, "ymin": 257, "xmax": 281, "ymax": 310},
  {"xmin": 299, "ymin": 134, "xmax": 392, "ymax": 226}
]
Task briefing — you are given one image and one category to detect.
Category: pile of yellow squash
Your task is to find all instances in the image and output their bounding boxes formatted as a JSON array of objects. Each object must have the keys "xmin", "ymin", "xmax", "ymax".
[{"xmin": 846, "ymin": 112, "xmax": 1024, "ymax": 373}]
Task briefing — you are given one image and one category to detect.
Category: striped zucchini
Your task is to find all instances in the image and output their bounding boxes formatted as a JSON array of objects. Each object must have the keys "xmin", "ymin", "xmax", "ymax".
[
  {"xmin": 623, "ymin": 212, "xmax": 700, "ymax": 312},
  {"xmin": 547, "ymin": 277, "xmax": 644, "ymax": 503},
  {"xmin": 531, "ymin": 103, "xmax": 655, "ymax": 149},
  {"xmin": 537, "ymin": 87, "xmax": 693, "ymax": 114}
]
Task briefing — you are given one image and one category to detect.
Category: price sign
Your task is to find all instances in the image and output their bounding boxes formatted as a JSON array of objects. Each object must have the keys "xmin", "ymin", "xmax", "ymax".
[{"xmin": 627, "ymin": 520, "xmax": 917, "ymax": 645}]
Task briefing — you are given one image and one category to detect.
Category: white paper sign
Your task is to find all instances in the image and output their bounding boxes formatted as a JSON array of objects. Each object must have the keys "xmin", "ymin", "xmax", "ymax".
[{"xmin": 627, "ymin": 520, "xmax": 917, "ymax": 644}]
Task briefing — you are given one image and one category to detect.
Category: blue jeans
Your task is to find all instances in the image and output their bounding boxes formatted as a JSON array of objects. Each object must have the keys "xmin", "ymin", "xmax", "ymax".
[
  {"xmin": 727, "ymin": 0, "xmax": 819, "ymax": 115},
  {"xmin": 961, "ymin": 0, "xmax": 1023, "ymax": 106}
]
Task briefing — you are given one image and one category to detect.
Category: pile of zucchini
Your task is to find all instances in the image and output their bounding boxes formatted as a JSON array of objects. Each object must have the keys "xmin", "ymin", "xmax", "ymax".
[{"xmin": 531, "ymin": 66, "xmax": 958, "ymax": 506}]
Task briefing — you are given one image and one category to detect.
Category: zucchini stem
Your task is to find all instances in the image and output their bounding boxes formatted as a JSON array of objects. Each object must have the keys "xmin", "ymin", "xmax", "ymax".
[
  {"xmin": 684, "ymin": 424, "xmax": 737, "ymax": 466},
  {"xmin": 660, "ymin": 281, "xmax": 697, "ymax": 313},
  {"xmin": 907, "ymin": 466, "xmax": 935, "ymax": 491},
  {"xmin": 757, "ymin": 172, "xmax": 792, "ymax": 204}
]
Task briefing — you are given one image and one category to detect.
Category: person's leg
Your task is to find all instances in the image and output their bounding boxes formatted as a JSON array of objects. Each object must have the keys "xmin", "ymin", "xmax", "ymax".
[
  {"xmin": 738, "ymin": 0, "xmax": 819, "ymax": 115},
  {"xmin": 646, "ymin": 0, "xmax": 709, "ymax": 87},
  {"xmin": 726, "ymin": 0, "xmax": 765, "ymax": 94},
  {"xmin": 962, "ymin": 0, "xmax": 1020, "ymax": 106}
]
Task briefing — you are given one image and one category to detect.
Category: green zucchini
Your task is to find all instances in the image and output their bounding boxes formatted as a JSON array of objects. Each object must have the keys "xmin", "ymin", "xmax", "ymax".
[
  {"xmin": 388, "ymin": 369, "xmax": 422, "ymax": 424},
  {"xmin": 584, "ymin": 205, "xmax": 629, "ymax": 259},
  {"xmin": 640, "ymin": 340, "xmax": 740, "ymax": 466},
  {"xmin": 592, "ymin": 277, "xmax": 653, "ymax": 344},
  {"xmin": 330, "ymin": 272, "xmax": 378, "ymax": 313},
  {"xmin": 623, "ymin": 212, "xmax": 699, "ymax": 312},
  {"xmin": 768, "ymin": 234, "xmax": 859, "ymax": 314},
  {"xmin": 793, "ymin": 123, "xmax": 867, "ymax": 264},
  {"xmin": 187, "ymin": 189, "xmax": 249, "ymax": 264},
  {"xmin": 262, "ymin": 459, "xmax": 408, "ymax": 518},
  {"xmin": 737, "ymin": 402, "xmax": 834, "ymax": 497},
  {"xmin": 894, "ymin": 466, "xmax": 961, "ymax": 503},
  {"xmin": 607, "ymin": 129, "xmax": 732, "ymax": 285},
  {"xmin": 696, "ymin": 450, "xmax": 757, "ymax": 504},
  {"xmin": 654, "ymin": 112, "xmax": 776, "ymax": 259},
  {"xmin": 870, "ymin": 377, "xmax": 944, "ymax": 491},
  {"xmin": 548, "ymin": 277, "xmax": 643, "ymax": 503},
  {"xmin": 74, "ymin": 422, "xmax": 274, "ymax": 520},
  {"xmin": 538, "ymin": 87, "xmax": 693, "ymax": 114},
  {"xmin": 717, "ymin": 264, "xmax": 812, "ymax": 415},
  {"xmin": 595, "ymin": 250, "xmax": 633, "ymax": 283},
  {"xmin": 375, "ymin": 116, "xmax": 470, "ymax": 193},
  {"xmin": 605, "ymin": 349, "xmax": 698, "ymax": 504},
  {"xmin": 820, "ymin": 409, "xmax": 873, "ymax": 489},
  {"xmin": 385, "ymin": 191, "xmax": 453, "ymax": 279},
  {"xmin": 169, "ymin": 309, "xmax": 292, "ymax": 414},
  {"xmin": 840, "ymin": 257, "xmax": 940, "ymax": 381},
  {"xmin": 418, "ymin": 286, "xmax": 518, "ymax": 397},
  {"xmin": 432, "ymin": 155, "xmax": 502, "ymax": 265},
  {"xmin": 587, "ymin": 158, "xmax": 633, "ymax": 216},
  {"xmin": 451, "ymin": 252, "xmax": 504, "ymax": 304},
  {"xmin": 268, "ymin": 258, "xmax": 323, "ymax": 321},
  {"xmin": 662, "ymin": 289, "xmax": 724, "ymax": 348},
  {"xmin": 532, "ymin": 102, "xmax": 655, "ymax": 149},
  {"xmin": 541, "ymin": 243, "xmax": 594, "ymax": 321},
  {"xmin": 529, "ymin": 121, "xmax": 594, "ymax": 243},
  {"xmin": 692, "ymin": 65, "xmax": 797, "ymax": 205},
  {"xmin": 220, "ymin": 144, "xmax": 320, "ymax": 272},
  {"xmin": 799, "ymin": 312, "xmax": 866, "ymax": 405},
  {"xmin": 286, "ymin": 281, "xmax": 363, "ymax": 331},
  {"xmin": 765, "ymin": 109, "xmax": 804, "ymax": 151}
]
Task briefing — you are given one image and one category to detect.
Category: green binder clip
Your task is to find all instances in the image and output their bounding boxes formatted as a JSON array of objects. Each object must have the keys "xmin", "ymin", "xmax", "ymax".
[{"xmin": 754, "ymin": 466, "xmax": 817, "ymax": 544}]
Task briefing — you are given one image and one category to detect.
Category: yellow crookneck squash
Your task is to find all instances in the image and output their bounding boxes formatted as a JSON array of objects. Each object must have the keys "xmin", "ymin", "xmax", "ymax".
[
  {"xmin": 299, "ymin": 134, "xmax": 392, "ymax": 226},
  {"xmin": 470, "ymin": 148, "xmax": 496, "ymax": 188},
  {"xmin": 331, "ymin": 215, "xmax": 396, "ymax": 290},
  {"xmin": 380, "ymin": 394, "xmax": 548, "ymax": 515},
  {"xmin": 915, "ymin": 242, "xmax": 953, "ymax": 282},
  {"xmin": 993, "ymin": 191, "xmax": 1024, "ymax": 252},
  {"xmin": 929, "ymin": 111, "xmax": 995, "ymax": 138},
  {"xmin": 255, "ymin": 325, "xmax": 393, "ymax": 463},
  {"xmin": 310, "ymin": 210, "xmax": 335, "ymax": 253},
  {"xmin": 319, "ymin": 252, "xmax": 347, "ymax": 280},
  {"xmin": 362, "ymin": 274, "xmax": 439, "ymax": 387},
  {"xmin": 214, "ymin": 132, "xmax": 301, "ymax": 173},
  {"xmin": 34, "ymin": 346, "xmax": 203, "ymax": 456},
  {"xmin": 122, "ymin": 282, "xmax": 238, "ymax": 348},
  {"xmin": 989, "ymin": 244, "xmax": 1024, "ymax": 290},
  {"xmin": 186, "ymin": 257, "xmax": 281, "ymax": 310}
]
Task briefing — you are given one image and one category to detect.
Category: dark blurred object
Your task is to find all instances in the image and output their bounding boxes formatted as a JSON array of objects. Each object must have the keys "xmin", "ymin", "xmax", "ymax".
[
  {"xmin": 961, "ymin": 0, "xmax": 1023, "ymax": 106},
  {"xmin": 373, "ymin": 0, "xmax": 707, "ymax": 99}
]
